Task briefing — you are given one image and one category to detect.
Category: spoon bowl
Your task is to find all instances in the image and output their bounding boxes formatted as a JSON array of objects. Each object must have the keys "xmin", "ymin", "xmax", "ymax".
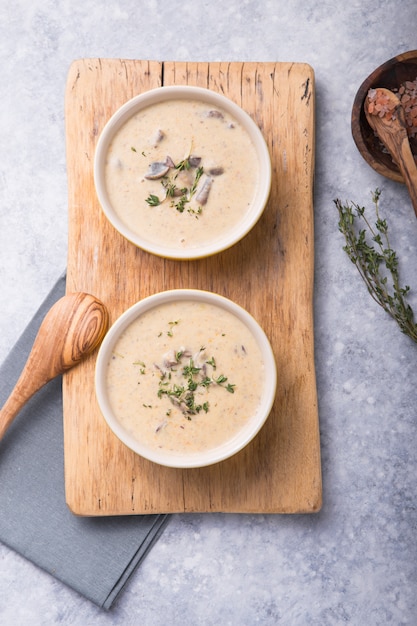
[{"xmin": 0, "ymin": 292, "xmax": 109, "ymax": 440}]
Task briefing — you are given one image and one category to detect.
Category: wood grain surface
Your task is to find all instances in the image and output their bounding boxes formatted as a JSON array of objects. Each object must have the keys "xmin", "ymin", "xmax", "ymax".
[{"xmin": 63, "ymin": 58, "xmax": 322, "ymax": 515}]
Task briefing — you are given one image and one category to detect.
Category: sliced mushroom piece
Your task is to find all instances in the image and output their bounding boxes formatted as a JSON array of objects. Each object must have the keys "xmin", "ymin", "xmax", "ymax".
[
  {"xmin": 188, "ymin": 155, "xmax": 201, "ymax": 167},
  {"xmin": 192, "ymin": 350, "xmax": 206, "ymax": 369},
  {"xmin": 152, "ymin": 129, "xmax": 165, "ymax": 145},
  {"xmin": 207, "ymin": 110, "xmax": 224, "ymax": 119},
  {"xmin": 144, "ymin": 161, "xmax": 170, "ymax": 180},
  {"xmin": 162, "ymin": 349, "xmax": 178, "ymax": 368},
  {"xmin": 208, "ymin": 166, "xmax": 224, "ymax": 176},
  {"xmin": 195, "ymin": 176, "xmax": 213, "ymax": 206},
  {"xmin": 165, "ymin": 155, "xmax": 176, "ymax": 168}
]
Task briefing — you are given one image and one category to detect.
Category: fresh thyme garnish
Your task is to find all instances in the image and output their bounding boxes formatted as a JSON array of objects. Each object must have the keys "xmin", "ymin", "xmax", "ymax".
[
  {"xmin": 175, "ymin": 157, "xmax": 192, "ymax": 172},
  {"xmin": 157, "ymin": 352, "xmax": 236, "ymax": 418},
  {"xmin": 167, "ymin": 320, "xmax": 179, "ymax": 337},
  {"xmin": 133, "ymin": 360, "xmax": 146, "ymax": 375},
  {"xmin": 206, "ymin": 357, "xmax": 216, "ymax": 369},
  {"xmin": 145, "ymin": 157, "xmax": 205, "ymax": 214},
  {"xmin": 145, "ymin": 194, "xmax": 161, "ymax": 207},
  {"xmin": 336, "ymin": 188, "xmax": 417, "ymax": 342}
]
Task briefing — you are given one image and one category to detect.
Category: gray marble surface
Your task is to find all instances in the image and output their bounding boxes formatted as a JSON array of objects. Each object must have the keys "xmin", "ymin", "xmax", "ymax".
[{"xmin": 1, "ymin": 0, "xmax": 417, "ymax": 624}]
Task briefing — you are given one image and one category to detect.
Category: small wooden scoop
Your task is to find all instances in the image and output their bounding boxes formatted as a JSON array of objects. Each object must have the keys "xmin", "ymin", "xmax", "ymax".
[
  {"xmin": 0, "ymin": 292, "xmax": 109, "ymax": 441},
  {"xmin": 365, "ymin": 87, "xmax": 417, "ymax": 217}
]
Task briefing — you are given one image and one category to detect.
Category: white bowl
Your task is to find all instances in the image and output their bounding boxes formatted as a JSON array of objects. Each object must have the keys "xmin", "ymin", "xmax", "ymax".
[
  {"xmin": 94, "ymin": 86, "xmax": 271, "ymax": 260},
  {"xmin": 95, "ymin": 289, "xmax": 277, "ymax": 468}
]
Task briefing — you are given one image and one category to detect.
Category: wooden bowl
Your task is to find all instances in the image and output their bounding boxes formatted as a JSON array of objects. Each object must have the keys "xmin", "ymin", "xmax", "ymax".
[{"xmin": 352, "ymin": 50, "xmax": 417, "ymax": 183}]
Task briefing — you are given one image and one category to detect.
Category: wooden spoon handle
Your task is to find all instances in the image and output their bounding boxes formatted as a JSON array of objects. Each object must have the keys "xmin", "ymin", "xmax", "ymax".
[
  {"xmin": 365, "ymin": 90, "xmax": 417, "ymax": 217},
  {"xmin": 379, "ymin": 123, "xmax": 417, "ymax": 216},
  {"xmin": 0, "ymin": 292, "xmax": 109, "ymax": 441},
  {"xmin": 395, "ymin": 135, "xmax": 417, "ymax": 218}
]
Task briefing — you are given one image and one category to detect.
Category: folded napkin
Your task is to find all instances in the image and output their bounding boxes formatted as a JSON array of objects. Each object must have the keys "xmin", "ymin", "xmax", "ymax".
[{"xmin": 0, "ymin": 273, "xmax": 169, "ymax": 609}]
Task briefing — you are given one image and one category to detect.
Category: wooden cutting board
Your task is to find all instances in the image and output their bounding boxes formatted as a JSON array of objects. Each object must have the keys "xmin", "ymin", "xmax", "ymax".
[{"xmin": 63, "ymin": 58, "xmax": 321, "ymax": 516}]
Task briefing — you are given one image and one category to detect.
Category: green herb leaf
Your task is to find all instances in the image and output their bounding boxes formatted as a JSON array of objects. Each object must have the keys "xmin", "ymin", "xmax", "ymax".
[
  {"xmin": 156, "ymin": 349, "xmax": 236, "ymax": 418},
  {"xmin": 145, "ymin": 194, "xmax": 161, "ymax": 207}
]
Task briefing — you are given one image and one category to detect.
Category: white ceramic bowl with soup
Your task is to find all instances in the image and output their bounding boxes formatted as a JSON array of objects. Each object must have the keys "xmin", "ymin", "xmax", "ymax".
[
  {"xmin": 95, "ymin": 290, "xmax": 277, "ymax": 468},
  {"xmin": 94, "ymin": 86, "xmax": 271, "ymax": 260}
]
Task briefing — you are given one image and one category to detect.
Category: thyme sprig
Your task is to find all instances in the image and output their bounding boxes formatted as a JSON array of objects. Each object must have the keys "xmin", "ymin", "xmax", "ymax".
[
  {"xmin": 157, "ymin": 352, "xmax": 236, "ymax": 419},
  {"xmin": 145, "ymin": 156, "xmax": 204, "ymax": 214},
  {"xmin": 335, "ymin": 188, "xmax": 417, "ymax": 342}
]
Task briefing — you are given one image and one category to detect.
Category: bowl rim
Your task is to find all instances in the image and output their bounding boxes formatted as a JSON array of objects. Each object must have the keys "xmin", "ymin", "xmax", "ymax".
[
  {"xmin": 351, "ymin": 50, "xmax": 417, "ymax": 183},
  {"xmin": 94, "ymin": 85, "xmax": 272, "ymax": 260},
  {"xmin": 95, "ymin": 288, "xmax": 277, "ymax": 468}
]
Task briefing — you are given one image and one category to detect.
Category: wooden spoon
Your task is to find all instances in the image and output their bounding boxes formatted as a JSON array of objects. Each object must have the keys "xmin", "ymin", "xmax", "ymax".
[
  {"xmin": 0, "ymin": 292, "xmax": 109, "ymax": 440},
  {"xmin": 364, "ymin": 87, "xmax": 417, "ymax": 217}
]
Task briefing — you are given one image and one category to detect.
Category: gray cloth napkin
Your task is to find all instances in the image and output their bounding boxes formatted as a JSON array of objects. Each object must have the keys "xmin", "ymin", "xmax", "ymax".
[{"xmin": 0, "ymin": 273, "xmax": 169, "ymax": 610}]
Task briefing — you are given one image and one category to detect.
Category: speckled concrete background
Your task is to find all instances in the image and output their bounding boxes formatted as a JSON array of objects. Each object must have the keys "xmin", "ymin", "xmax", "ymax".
[{"xmin": 1, "ymin": 1, "xmax": 417, "ymax": 623}]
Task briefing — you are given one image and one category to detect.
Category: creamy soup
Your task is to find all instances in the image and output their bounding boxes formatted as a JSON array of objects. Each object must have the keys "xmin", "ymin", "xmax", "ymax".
[
  {"xmin": 104, "ymin": 99, "xmax": 260, "ymax": 251},
  {"xmin": 105, "ymin": 300, "xmax": 266, "ymax": 456}
]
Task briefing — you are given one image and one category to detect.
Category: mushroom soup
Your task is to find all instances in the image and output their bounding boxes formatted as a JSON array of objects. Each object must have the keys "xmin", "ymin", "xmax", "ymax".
[
  {"xmin": 105, "ymin": 300, "xmax": 267, "ymax": 456},
  {"xmin": 104, "ymin": 99, "xmax": 260, "ymax": 251}
]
